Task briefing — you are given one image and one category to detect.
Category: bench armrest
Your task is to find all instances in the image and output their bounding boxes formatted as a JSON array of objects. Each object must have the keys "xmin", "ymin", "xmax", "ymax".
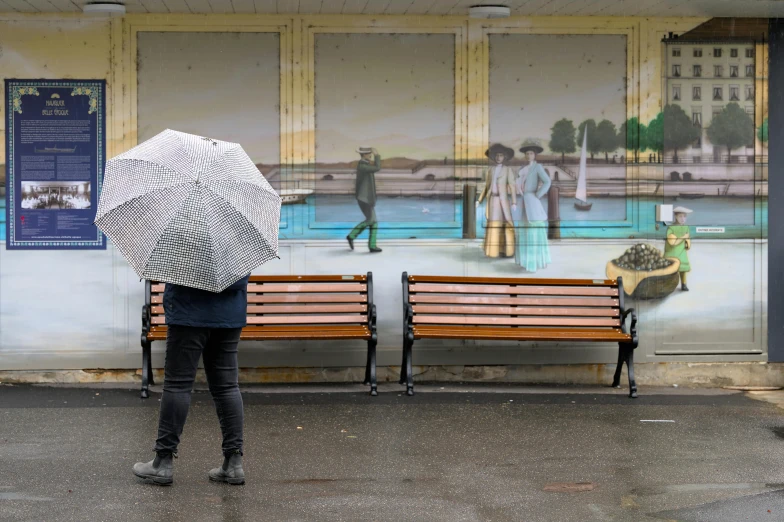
[
  {"xmin": 404, "ymin": 303, "xmax": 414, "ymax": 330},
  {"xmin": 369, "ymin": 303, "xmax": 378, "ymax": 333},
  {"xmin": 621, "ymin": 307, "xmax": 638, "ymax": 347},
  {"xmin": 141, "ymin": 304, "xmax": 151, "ymax": 333}
]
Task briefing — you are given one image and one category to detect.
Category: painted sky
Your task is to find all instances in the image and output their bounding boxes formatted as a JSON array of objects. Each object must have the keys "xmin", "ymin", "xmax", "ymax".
[
  {"xmin": 137, "ymin": 32, "xmax": 280, "ymax": 164},
  {"xmin": 315, "ymin": 33, "xmax": 455, "ymax": 163},
  {"xmin": 489, "ymin": 34, "xmax": 627, "ymax": 155}
]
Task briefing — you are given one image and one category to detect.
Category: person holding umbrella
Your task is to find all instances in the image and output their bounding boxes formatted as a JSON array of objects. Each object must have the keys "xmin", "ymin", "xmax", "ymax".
[{"xmin": 95, "ymin": 130, "xmax": 281, "ymax": 486}]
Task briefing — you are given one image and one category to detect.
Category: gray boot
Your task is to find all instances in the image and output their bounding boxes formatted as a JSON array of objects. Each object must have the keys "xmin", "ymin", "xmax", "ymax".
[
  {"xmin": 208, "ymin": 453, "xmax": 245, "ymax": 485},
  {"xmin": 133, "ymin": 454, "xmax": 174, "ymax": 486}
]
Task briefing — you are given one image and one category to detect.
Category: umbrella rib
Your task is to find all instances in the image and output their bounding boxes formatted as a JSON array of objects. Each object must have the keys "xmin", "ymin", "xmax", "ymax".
[
  {"xmin": 201, "ymin": 184, "xmax": 279, "ymax": 266},
  {"xmin": 110, "ymin": 157, "xmax": 196, "ymax": 183},
  {"xmin": 169, "ymin": 131, "xmax": 237, "ymax": 179},
  {"xmin": 200, "ymin": 183, "xmax": 282, "ymax": 231},
  {"xmin": 139, "ymin": 188, "xmax": 195, "ymax": 280},
  {"xmin": 95, "ymin": 181, "xmax": 196, "ymax": 222}
]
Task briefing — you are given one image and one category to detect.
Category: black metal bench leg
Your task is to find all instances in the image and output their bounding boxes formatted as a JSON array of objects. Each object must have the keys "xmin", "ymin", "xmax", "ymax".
[
  {"xmin": 147, "ymin": 346, "xmax": 155, "ymax": 386},
  {"xmin": 141, "ymin": 341, "xmax": 152, "ymax": 399},
  {"xmin": 368, "ymin": 339, "xmax": 378, "ymax": 396},
  {"xmin": 399, "ymin": 338, "xmax": 407, "ymax": 385},
  {"xmin": 363, "ymin": 341, "xmax": 372, "ymax": 386},
  {"xmin": 626, "ymin": 345, "xmax": 638, "ymax": 399},
  {"xmin": 405, "ymin": 336, "xmax": 414, "ymax": 396},
  {"xmin": 612, "ymin": 343, "xmax": 625, "ymax": 389}
]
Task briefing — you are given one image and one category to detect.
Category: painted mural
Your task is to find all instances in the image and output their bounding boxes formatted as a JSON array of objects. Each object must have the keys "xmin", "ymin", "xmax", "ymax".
[
  {"xmin": 313, "ymin": 32, "xmax": 457, "ymax": 250},
  {"xmin": 661, "ymin": 41, "xmax": 766, "ymax": 227},
  {"xmin": 489, "ymin": 33, "xmax": 629, "ymax": 229},
  {"xmin": 0, "ymin": 15, "xmax": 769, "ymax": 370},
  {"xmin": 136, "ymin": 31, "xmax": 281, "ymax": 191}
]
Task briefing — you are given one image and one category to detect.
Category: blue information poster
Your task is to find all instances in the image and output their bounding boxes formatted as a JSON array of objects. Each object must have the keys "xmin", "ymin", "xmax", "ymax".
[{"xmin": 5, "ymin": 79, "xmax": 106, "ymax": 249}]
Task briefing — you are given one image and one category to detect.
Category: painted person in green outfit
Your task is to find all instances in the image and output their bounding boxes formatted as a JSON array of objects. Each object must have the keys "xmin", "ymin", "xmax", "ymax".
[
  {"xmin": 664, "ymin": 206, "xmax": 692, "ymax": 291},
  {"xmin": 346, "ymin": 147, "xmax": 382, "ymax": 253}
]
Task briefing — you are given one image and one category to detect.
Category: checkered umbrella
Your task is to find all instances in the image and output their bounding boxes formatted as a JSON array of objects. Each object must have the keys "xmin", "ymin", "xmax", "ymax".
[{"xmin": 95, "ymin": 129, "xmax": 281, "ymax": 292}]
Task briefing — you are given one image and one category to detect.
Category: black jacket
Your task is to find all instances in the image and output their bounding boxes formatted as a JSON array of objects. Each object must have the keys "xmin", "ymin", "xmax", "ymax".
[{"xmin": 163, "ymin": 275, "xmax": 250, "ymax": 328}]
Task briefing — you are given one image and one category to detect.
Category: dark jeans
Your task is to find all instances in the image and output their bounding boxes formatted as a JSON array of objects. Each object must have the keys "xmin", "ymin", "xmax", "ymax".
[{"xmin": 154, "ymin": 325, "xmax": 244, "ymax": 458}]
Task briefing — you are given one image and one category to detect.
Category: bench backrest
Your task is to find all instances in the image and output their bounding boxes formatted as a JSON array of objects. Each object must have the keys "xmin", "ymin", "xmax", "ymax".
[
  {"xmin": 403, "ymin": 273, "xmax": 624, "ymax": 330},
  {"xmin": 147, "ymin": 273, "xmax": 373, "ymax": 329}
]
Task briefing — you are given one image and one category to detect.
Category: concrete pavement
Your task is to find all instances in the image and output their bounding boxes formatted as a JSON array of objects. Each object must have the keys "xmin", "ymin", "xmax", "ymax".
[{"xmin": 1, "ymin": 383, "xmax": 784, "ymax": 521}]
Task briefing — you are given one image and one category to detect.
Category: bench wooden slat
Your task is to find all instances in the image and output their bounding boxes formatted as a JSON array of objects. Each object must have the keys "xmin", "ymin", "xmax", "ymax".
[
  {"xmin": 153, "ymin": 314, "xmax": 369, "ymax": 326},
  {"xmin": 413, "ymin": 315, "xmax": 620, "ymax": 327},
  {"xmin": 409, "ymin": 275, "xmax": 617, "ymax": 286},
  {"xmin": 241, "ymin": 325, "xmax": 370, "ymax": 333},
  {"xmin": 410, "ymin": 295, "xmax": 618, "ymax": 307},
  {"xmin": 412, "ymin": 305, "xmax": 619, "ymax": 317},
  {"xmin": 148, "ymin": 325, "xmax": 371, "ymax": 341},
  {"xmin": 409, "ymin": 283, "xmax": 618, "ymax": 297},
  {"xmin": 249, "ymin": 275, "xmax": 367, "ymax": 283},
  {"xmin": 247, "ymin": 283, "xmax": 367, "ymax": 293},
  {"xmin": 413, "ymin": 325, "xmax": 630, "ymax": 342},
  {"xmin": 152, "ymin": 304, "xmax": 369, "ymax": 315},
  {"xmin": 248, "ymin": 294, "xmax": 367, "ymax": 304},
  {"xmin": 246, "ymin": 304, "xmax": 367, "ymax": 314},
  {"xmin": 246, "ymin": 314, "xmax": 368, "ymax": 325}
]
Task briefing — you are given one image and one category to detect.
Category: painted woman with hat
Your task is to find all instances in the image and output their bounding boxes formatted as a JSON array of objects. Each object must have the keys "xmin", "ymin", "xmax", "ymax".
[
  {"xmin": 514, "ymin": 139, "xmax": 552, "ymax": 272},
  {"xmin": 476, "ymin": 143, "xmax": 517, "ymax": 257},
  {"xmin": 664, "ymin": 206, "xmax": 692, "ymax": 291}
]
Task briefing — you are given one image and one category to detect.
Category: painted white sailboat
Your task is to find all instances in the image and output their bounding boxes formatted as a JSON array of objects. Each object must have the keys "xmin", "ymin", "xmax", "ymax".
[{"xmin": 574, "ymin": 128, "xmax": 592, "ymax": 211}]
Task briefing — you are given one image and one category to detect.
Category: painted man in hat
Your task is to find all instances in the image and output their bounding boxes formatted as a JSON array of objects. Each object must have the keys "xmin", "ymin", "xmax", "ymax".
[
  {"xmin": 347, "ymin": 147, "xmax": 382, "ymax": 253},
  {"xmin": 476, "ymin": 143, "xmax": 517, "ymax": 257},
  {"xmin": 664, "ymin": 206, "xmax": 692, "ymax": 291}
]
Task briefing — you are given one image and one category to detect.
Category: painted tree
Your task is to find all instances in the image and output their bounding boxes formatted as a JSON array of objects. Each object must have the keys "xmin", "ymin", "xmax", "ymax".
[
  {"xmin": 619, "ymin": 117, "xmax": 647, "ymax": 163},
  {"xmin": 706, "ymin": 102, "xmax": 755, "ymax": 162},
  {"xmin": 663, "ymin": 104, "xmax": 701, "ymax": 164},
  {"xmin": 596, "ymin": 119, "xmax": 619, "ymax": 163},
  {"xmin": 758, "ymin": 116, "xmax": 768, "ymax": 144},
  {"xmin": 549, "ymin": 118, "xmax": 577, "ymax": 164},
  {"xmin": 646, "ymin": 112, "xmax": 664, "ymax": 162},
  {"xmin": 577, "ymin": 119, "xmax": 600, "ymax": 160}
]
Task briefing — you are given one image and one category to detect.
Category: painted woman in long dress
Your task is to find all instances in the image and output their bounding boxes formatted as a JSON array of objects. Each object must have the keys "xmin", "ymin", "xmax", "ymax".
[
  {"xmin": 514, "ymin": 141, "xmax": 551, "ymax": 272},
  {"xmin": 476, "ymin": 143, "xmax": 517, "ymax": 258}
]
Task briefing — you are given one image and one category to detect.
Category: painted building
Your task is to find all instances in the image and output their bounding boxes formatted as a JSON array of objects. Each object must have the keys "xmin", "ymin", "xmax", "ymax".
[
  {"xmin": 0, "ymin": 2, "xmax": 776, "ymax": 387},
  {"xmin": 664, "ymin": 40, "xmax": 758, "ymax": 162}
]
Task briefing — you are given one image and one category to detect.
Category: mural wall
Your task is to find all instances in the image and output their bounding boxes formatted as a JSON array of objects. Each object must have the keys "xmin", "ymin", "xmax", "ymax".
[
  {"xmin": 0, "ymin": 14, "xmax": 768, "ymax": 373},
  {"xmin": 313, "ymin": 32, "xmax": 457, "ymax": 237}
]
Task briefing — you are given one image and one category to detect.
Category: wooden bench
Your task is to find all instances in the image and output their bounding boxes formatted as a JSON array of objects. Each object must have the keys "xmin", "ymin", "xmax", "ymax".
[
  {"xmin": 140, "ymin": 273, "xmax": 378, "ymax": 398},
  {"xmin": 400, "ymin": 273, "xmax": 639, "ymax": 397}
]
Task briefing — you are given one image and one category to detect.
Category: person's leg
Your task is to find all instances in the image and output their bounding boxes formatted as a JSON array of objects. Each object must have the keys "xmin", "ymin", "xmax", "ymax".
[
  {"xmin": 680, "ymin": 272, "xmax": 689, "ymax": 291},
  {"xmin": 134, "ymin": 325, "xmax": 206, "ymax": 485},
  {"xmin": 203, "ymin": 328, "xmax": 244, "ymax": 456},
  {"xmin": 203, "ymin": 328, "xmax": 246, "ymax": 484},
  {"xmin": 154, "ymin": 325, "xmax": 207, "ymax": 454}
]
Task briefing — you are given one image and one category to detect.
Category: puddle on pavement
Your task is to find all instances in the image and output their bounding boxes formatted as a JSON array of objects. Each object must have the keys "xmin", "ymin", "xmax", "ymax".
[{"xmin": 633, "ymin": 483, "xmax": 784, "ymax": 496}]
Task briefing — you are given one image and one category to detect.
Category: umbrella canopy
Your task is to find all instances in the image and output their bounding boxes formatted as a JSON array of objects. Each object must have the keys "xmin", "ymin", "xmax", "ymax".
[{"xmin": 95, "ymin": 129, "xmax": 281, "ymax": 292}]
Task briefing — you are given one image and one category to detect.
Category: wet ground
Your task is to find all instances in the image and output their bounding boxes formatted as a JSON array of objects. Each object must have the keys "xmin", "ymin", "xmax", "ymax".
[{"xmin": 1, "ymin": 383, "xmax": 783, "ymax": 521}]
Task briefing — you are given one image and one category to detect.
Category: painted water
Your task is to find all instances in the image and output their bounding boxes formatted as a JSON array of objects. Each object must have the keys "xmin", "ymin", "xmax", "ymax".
[
  {"xmin": 0, "ymin": 195, "xmax": 765, "ymax": 243},
  {"xmin": 314, "ymin": 194, "xmax": 762, "ymax": 229}
]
